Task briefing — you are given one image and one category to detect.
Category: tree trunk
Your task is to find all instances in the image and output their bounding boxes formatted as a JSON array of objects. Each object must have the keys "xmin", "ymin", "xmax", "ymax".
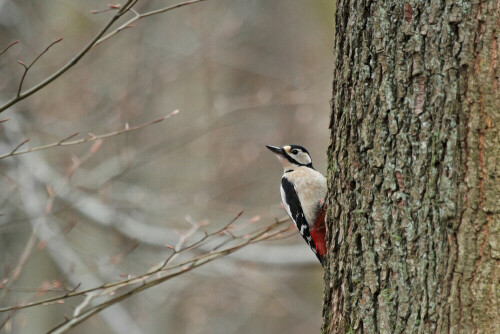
[{"xmin": 323, "ymin": 0, "xmax": 500, "ymax": 333}]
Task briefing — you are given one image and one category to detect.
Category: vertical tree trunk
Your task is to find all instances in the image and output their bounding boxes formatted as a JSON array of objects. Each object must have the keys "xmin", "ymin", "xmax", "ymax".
[{"xmin": 323, "ymin": 0, "xmax": 499, "ymax": 333}]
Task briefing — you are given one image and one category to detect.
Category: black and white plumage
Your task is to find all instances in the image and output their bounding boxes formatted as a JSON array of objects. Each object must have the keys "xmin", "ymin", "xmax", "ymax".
[{"xmin": 266, "ymin": 144, "xmax": 327, "ymax": 266}]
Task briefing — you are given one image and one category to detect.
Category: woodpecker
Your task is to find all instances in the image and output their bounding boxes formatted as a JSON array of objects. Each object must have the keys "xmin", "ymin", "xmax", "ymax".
[{"xmin": 266, "ymin": 144, "xmax": 327, "ymax": 266}]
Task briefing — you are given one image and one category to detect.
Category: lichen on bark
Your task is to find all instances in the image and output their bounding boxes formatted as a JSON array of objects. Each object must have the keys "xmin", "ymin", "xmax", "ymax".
[{"xmin": 323, "ymin": 0, "xmax": 500, "ymax": 333}]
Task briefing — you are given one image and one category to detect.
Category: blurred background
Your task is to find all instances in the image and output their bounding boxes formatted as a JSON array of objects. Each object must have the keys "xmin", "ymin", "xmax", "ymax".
[{"xmin": 0, "ymin": 0, "xmax": 333, "ymax": 333}]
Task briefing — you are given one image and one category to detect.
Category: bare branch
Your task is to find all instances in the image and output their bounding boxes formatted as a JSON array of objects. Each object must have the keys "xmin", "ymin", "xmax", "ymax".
[
  {"xmin": 91, "ymin": 4, "xmax": 122, "ymax": 15},
  {"xmin": 0, "ymin": 110, "xmax": 179, "ymax": 160},
  {"xmin": 0, "ymin": 0, "xmax": 136, "ymax": 113},
  {"xmin": 0, "ymin": 216, "xmax": 292, "ymax": 314},
  {"xmin": 8, "ymin": 138, "xmax": 29, "ymax": 155},
  {"xmin": 0, "ymin": 0, "xmax": 207, "ymax": 113},
  {"xmin": 95, "ymin": 0, "xmax": 208, "ymax": 46},
  {"xmin": 20, "ymin": 149, "xmax": 310, "ymax": 265},
  {"xmin": 0, "ymin": 312, "xmax": 12, "ymax": 332},
  {"xmin": 158, "ymin": 211, "xmax": 243, "ymax": 269},
  {"xmin": 0, "ymin": 227, "xmax": 39, "ymax": 305},
  {"xmin": 5, "ymin": 153, "xmax": 144, "ymax": 334},
  {"xmin": 0, "ymin": 136, "xmax": 105, "ymax": 307},
  {"xmin": 0, "ymin": 40, "xmax": 19, "ymax": 57},
  {"xmin": 46, "ymin": 139, "xmax": 104, "ymax": 213},
  {"xmin": 46, "ymin": 220, "xmax": 292, "ymax": 334},
  {"xmin": 16, "ymin": 38, "xmax": 63, "ymax": 97},
  {"xmin": 57, "ymin": 132, "xmax": 80, "ymax": 145}
]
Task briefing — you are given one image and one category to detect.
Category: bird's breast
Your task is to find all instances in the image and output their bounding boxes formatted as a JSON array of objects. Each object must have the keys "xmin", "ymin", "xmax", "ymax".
[{"xmin": 282, "ymin": 167, "xmax": 327, "ymax": 226}]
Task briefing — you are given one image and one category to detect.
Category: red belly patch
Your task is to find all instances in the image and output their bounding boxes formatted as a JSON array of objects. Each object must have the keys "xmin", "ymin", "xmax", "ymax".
[{"xmin": 310, "ymin": 206, "xmax": 327, "ymax": 256}]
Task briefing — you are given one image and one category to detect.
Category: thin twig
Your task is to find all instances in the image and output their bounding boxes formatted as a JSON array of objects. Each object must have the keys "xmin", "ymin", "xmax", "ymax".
[
  {"xmin": 0, "ymin": 110, "xmax": 179, "ymax": 160},
  {"xmin": 13, "ymin": 145, "xmax": 308, "ymax": 265},
  {"xmin": 159, "ymin": 220, "xmax": 203, "ymax": 268},
  {"xmin": 159, "ymin": 210, "xmax": 243, "ymax": 269},
  {"xmin": 0, "ymin": 216, "xmax": 290, "ymax": 314},
  {"xmin": 46, "ymin": 221, "xmax": 290, "ymax": 334},
  {"xmin": 0, "ymin": 226, "xmax": 39, "ymax": 305},
  {"xmin": 8, "ymin": 139, "xmax": 29, "ymax": 155},
  {"xmin": 0, "ymin": 0, "xmax": 135, "ymax": 113},
  {"xmin": 0, "ymin": 0, "xmax": 208, "ymax": 113},
  {"xmin": 91, "ymin": 4, "xmax": 121, "ymax": 14},
  {"xmin": 0, "ymin": 312, "xmax": 12, "ymax": 331},
  {"xmin": 95, "ymin": 0, "xmax": 208, "ymax": 46},
  {"xmin": 11, "ymin": 155, "xmax": 144, "ymax": 334},
  {"xmin": 0, "ymin": 0, "xmax": 207, "ymax": 113},
  {"xmin": 0, "ymin": 138, "xmax": 105, "ymax": 307},
  {"xmin": 0, "ymin": 40, "xmax": 19, "ymax": 57},
  {"xmin": 16, "ymin": 38, "xmax": 63, "ymax": 97},
  {"xmin": 45, "ymin": 139, "xmax": 103, "ymax": 214}
]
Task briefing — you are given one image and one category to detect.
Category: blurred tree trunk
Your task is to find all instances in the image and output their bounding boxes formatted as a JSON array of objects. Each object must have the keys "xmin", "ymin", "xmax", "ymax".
[{"xmin": 323, "ymin": 0, "xmax": 499, "ymax": 333}]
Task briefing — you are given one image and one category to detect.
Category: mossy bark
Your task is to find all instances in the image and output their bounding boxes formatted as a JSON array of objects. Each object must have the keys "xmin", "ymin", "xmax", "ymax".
[{"xmin": 323, "ymin": 0, "xmax": 500, "ymax": 333}]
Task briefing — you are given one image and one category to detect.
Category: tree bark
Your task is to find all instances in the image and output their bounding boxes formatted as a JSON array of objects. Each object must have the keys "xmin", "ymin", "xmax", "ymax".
[{"xmin": 323, "ymin": 0, "xmax": 500, "ymax": 333}]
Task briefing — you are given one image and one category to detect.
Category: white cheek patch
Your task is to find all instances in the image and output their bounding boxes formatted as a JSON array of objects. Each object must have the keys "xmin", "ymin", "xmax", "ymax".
[{"xmin": 296, "ymin": 152, "xmax": 311, "ymax": 165}]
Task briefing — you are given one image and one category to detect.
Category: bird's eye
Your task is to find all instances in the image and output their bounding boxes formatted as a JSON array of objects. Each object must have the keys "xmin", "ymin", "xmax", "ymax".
[{"xmin": 291, "ymin": 149, "xmax": 299, "ymax": 155}]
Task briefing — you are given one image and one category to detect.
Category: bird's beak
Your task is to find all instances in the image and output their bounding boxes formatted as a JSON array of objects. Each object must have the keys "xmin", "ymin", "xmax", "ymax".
[{"xmin": 266, "ymin": 145, "xmax": 285, "ymax": 157}]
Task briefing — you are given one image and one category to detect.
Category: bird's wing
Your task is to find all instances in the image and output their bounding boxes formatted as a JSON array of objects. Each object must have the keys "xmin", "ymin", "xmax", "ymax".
[{"xmin": 281, "ymin": 177, "xmax": 324, "ymax": 265}]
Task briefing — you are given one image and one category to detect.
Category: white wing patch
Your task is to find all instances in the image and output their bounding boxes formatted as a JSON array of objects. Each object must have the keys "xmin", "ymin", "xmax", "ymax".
[{"xmin": 300, "ymin": 224, "xmax": 307, "ymax": 235}]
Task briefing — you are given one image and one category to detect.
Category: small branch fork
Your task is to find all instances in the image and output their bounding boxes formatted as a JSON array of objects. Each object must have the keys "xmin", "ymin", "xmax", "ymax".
[
  {"xmin": 49, "ymin": 219, "xmax": 293, "ymax": 334},
  {"xmin": 0, "ymin": 215, "xmax": 293, "ymax": 330},
  {"xmin": 94, "ymin": 0, "xmax": 208, "ymax": 46},
  {"xmin": 0, "ymin": 0, "xmax": 208, "ymax": 114},
  {"xmin": 16, "ymin": 38, "xmax": 63, "ymax": 97},
  {"xmin": 0, "ymin": 0, "xmax": 135, "ymax": 113},
  {"xmin": 0, "ymin": 110, "xmax": 179, "ymax": 160}
]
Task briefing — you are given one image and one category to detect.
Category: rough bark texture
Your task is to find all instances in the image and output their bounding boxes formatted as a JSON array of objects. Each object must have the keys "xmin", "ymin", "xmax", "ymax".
[{"xmin": 323, "ymin": 0, "xmax": 500, "ymax": 333}]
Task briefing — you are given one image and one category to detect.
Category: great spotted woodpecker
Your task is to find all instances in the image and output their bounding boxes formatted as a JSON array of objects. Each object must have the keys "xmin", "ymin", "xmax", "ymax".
[{"xmin": 266, "ymin": 144, "xmax": 327, "ymax": 266}]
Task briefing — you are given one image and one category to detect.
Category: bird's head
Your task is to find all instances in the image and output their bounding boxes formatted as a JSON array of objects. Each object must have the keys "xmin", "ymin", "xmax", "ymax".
[{"xmin": 266, "ymin": 144, "xmax": 313, "ymax": 170}]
